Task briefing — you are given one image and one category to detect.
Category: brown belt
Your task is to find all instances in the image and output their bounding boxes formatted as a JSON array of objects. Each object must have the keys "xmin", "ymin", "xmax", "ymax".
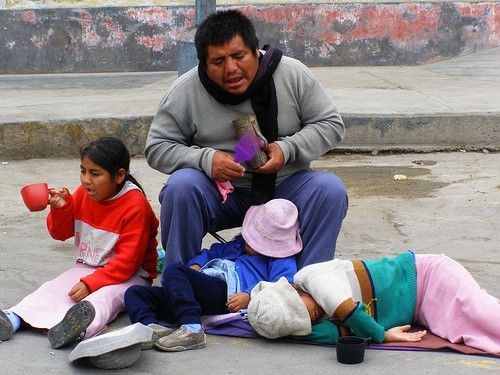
[{"xmin": 352, "ymin": 260, "xmax": 377, "ymax": 319}]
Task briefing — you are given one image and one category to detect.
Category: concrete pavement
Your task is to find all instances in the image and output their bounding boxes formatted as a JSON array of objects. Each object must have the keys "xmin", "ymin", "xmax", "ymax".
[
  {"xmin": 0, "ymin": 152, "xmax": 499, "ymax": 373},
  {"xmin": 0, "ymin": 45, "xmax": 499, "ymax": 373},
  {"xmin": 1, "ymin": 46, "xmax": 499, "ymax": 159}
]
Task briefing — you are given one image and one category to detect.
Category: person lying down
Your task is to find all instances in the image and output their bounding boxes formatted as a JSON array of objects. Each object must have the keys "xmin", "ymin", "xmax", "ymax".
[{"xmin": 247, "ymin": 251, "xmax": 500, "ymax": 355}]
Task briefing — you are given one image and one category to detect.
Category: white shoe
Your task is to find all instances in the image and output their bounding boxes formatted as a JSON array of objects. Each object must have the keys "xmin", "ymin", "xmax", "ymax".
[{"xmin": 69, "ymin": 323, "xmax": 153, "ymax": 369}]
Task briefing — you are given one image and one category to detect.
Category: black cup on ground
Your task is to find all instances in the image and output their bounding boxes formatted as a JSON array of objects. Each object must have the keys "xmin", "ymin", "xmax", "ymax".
[{"xmin": 336, "ymin": 336, "xmax": 366, "ymax": 364}]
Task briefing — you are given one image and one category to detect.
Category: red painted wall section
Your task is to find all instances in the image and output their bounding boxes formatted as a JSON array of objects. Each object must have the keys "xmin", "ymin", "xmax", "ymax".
[
  {"xmin": 490, "ymin": 2, "xmax": 500, "ymax": 44},
  {"xmin": 0, "ymin": 2, "xmax": 498, "ymax": 73},
  {"xmin": 245, "ymin": 3, "xmax": 498, "ymax": 53}
]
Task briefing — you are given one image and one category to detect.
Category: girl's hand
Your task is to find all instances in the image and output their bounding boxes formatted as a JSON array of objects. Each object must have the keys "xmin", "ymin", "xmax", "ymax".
[
  {"xmin": 68, "ymin": 281, "xmax": 90, "ymax": 302},
  {"xmin": 226, "ymin": 292, "xmax": 250, "ymax": 312},
  {"xmin": 48, "ymin": 188, "xmax": 69, "ymax": 208},
  {"xmin": 384, "ymin": 325, "xmax": 427, "ymax": 342}
]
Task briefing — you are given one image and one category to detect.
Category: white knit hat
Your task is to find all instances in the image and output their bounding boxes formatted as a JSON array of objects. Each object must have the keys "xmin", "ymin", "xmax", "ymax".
[{"xmin": 248, "ymin": 277, "xmax": 311, "ymax": 339}]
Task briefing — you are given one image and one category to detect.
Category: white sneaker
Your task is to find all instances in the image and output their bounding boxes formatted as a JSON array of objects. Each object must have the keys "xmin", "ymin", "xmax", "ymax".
[
  {"xmin": 154, "ymin": 325, "xmax": 206, "ymax": 352},
  {"xmin": 69, "ymin": 323, "xmax": 153, "ymax": 369}
]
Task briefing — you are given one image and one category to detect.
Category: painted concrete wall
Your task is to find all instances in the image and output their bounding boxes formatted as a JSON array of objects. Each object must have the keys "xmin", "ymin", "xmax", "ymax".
[
  {"xmin": 0, "ymin": 2, "xmax": 498, "ymax": 73},
  {"xmin": 0, "ymin": 0, "xmax": 494, "ymax": 9}
]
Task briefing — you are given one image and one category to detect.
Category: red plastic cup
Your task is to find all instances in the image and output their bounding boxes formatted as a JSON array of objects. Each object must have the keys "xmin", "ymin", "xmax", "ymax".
[{"xmin": 20, "ymin": 182, "xmax": 49, "ymax": 212}]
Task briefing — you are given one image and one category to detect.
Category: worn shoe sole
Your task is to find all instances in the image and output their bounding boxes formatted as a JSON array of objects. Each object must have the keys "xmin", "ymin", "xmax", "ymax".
[
  {"xmin": 89, "ymin": 343, "xmax": 142, "ymax": 369},
  {"xmin": 48, "ymin": 300, "xmax": 95, "ymax": 349},
  {"xmin": 154, "ymin": 334, "xmax": 207, "ymax": 352},
  {"xmin": 0, "ymin": 310, "xmax": 14, "ymax": 341}
]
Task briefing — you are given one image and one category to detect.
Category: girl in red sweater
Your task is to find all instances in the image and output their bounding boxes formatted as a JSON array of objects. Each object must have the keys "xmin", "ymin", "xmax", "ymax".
[{"xmin": 0, "ymin": 137, "xmax": 159, "ymax": 349}]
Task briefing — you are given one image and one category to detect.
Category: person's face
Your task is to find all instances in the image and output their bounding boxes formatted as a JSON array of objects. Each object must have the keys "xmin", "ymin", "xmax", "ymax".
[
  {"xmin": 80, "ymin": 157, "xmax": 125, "ymax": 201},
  {"xmin": 244, "ymin": 242, "xmax": 259, "ymax": 256},
  {"xmin": 205, "ymin": 35, "xmax": 259, "ymax": 95},
  {"xmin": 297, "ymin": 290, "xmax": 324, "ymax": 322}
]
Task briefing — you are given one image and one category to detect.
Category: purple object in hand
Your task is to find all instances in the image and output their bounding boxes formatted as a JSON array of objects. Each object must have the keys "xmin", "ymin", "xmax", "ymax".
[{"xmin": 234, "ymin": 132, "xmax": 261, "ymax": 163}]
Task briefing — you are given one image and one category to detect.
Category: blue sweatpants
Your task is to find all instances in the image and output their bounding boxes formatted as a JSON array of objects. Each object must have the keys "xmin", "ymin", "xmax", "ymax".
[
  {"xmin": 124, "ymin": 264, "xmax": 228, "ymax": 326},
  {"xmin": 159, "ymin": 168, "xmax": 348, "ymax": 269}
]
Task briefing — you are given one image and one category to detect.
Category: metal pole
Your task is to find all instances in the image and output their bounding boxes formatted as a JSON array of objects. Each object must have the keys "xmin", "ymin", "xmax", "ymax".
[
  {"xmin": 177, "ymin": 0, "xmax": 216, "ymax": 76},
  {"xmin": 196, "ymin": 0, "xmax": 216, "ymax": 26}
]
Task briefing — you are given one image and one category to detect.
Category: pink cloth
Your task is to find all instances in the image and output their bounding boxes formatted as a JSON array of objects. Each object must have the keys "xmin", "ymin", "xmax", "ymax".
[
  {"xmin": 10, "ymin": 263, "xmax": 147, "ymax": 338},
  {"xmin": 215, "ymin": 181, "xmax": 234, "ymax": 203},
  {"xmin": 414, "ymin": 254, "xmax": 500, "ymax": 355}
]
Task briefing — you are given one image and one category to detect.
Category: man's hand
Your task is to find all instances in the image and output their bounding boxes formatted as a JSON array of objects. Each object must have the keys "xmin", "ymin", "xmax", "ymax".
[
  {"xmin": 189, "ymin": 264, "xmax": 201, "ymax": 272},
  {"xmin": 384, "ymin": 325, "xmax": 427, "ymax": 342},
  {"xmin": 226, "ymin": 292, "xmax": 250, "ymax": 312},
  {"xmin": 256, "ymin": 142, "xmax": 285, "ymax": 174},
  {"xmin": 68, "ymin": 281, "xmax": 90, "ymax": 302},
  {"xmin": 212, "ymin": 151, "xmax": 245, "ymax": 181}
]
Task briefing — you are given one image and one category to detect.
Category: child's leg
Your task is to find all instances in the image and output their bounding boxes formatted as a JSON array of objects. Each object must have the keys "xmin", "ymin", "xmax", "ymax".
[
  {"xmin": 9, "ymin": 264, "xmax": 95, "ymax": 330},
  {"xmin": 161, "ymin": 264, "xmax": 228, "ymax": 326},
  {"xmin": 83, "ymin": 274, "xmax": 148, "ymax": 338},
  {"xmin": 414, "ymin": 254, "xmax": 500, "ymax": 354},
  {"xmin": 154, "ymin": 264, "xmax": 227, "ymax": 352},
  {"xmin": 124, "ymin": 285, "xmax": 175, "ymax": 326}
]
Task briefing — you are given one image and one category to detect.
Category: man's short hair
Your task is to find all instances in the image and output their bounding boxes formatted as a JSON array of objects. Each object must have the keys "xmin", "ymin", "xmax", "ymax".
[{"xmin": 194, "ymin": 9, "xmax": 259, "ymax": 66}]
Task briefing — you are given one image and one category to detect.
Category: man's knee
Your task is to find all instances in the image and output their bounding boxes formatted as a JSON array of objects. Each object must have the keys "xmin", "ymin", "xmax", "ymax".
[
  {"xmin": 159, "ymin": 168, "xmax": 207, "ymax": 204},
  {"xmin": 311, "ymin": 172, "xmax": 347, "ymax": 199},
  {"xmin": 296, "ymin": 172, "xmax": 348, "ymax": 222}
]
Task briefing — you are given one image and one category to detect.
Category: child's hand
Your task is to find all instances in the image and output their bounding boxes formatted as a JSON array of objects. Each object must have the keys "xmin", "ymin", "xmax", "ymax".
[
  {"xmin": 189, "ymin": 264, "xmax": 201, "ymax": 272},
  {"xmin": 48, "ymin": 188, "xmax": 69, "ymax": 208},
  {"xmin": 226, "ymin": 292, "xmax": 250, "ymax": 312},
  {"xmin": 68, "ymin": 281, "xmax": 90, "ymax": 302},
  {"xmin": 384, "ymin": 325, "xmax": 427, "ymax": 342}
]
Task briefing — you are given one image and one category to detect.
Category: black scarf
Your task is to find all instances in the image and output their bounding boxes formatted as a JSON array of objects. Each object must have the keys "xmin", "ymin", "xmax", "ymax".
[{"xmin": 198, "ymin": 45, "xmax": 283, "ymax": 204}]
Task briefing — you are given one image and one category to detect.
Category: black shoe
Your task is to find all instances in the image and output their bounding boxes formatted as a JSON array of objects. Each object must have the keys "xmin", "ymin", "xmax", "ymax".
[
  {"xmin": 48, "ymin": 300, "xmax": 96, "ymax": 349},
  {"xmin": 0, "ymin": 310, "xmax": 14, "ymax": 341}
]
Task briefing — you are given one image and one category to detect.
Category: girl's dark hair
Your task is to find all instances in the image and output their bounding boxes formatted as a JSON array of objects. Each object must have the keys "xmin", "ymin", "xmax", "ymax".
[
  {"xmin": 79, "ymin": 137, "xmax": 145, "ymax": 195},
  {"xmin": 195, "ymin": 9, "xmax": 259, "ymax": 67}
]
